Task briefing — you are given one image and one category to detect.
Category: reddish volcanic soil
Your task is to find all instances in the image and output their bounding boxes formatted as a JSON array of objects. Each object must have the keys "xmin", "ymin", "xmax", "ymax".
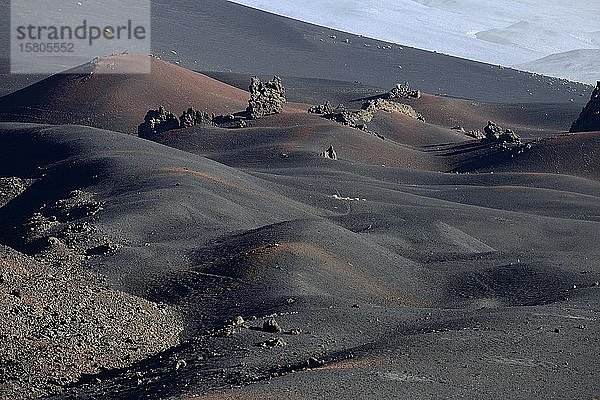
[{"xmin": 0, "ymin": 55, "xmax": 250, "ymax": 134}]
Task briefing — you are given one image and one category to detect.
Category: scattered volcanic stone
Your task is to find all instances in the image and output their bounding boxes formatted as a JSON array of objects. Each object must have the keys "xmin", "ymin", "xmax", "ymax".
[
  {"xmin": 385, "ymin": 82, "xmax": 421, "ymax": 99},
  {"xmin": 570, "ymin": 81, "xmax": 600, "ymax": 132},
  {"xmin": 246, "ymin": 76, "xmax": 286, "ymax": 119},
  {"xmin": 307, "ymin": 357, "xmax": 325, "ymax": 367},
  {"xmin": 0, "ymin": 243, "xmax": 182, "ymax": 398},
  {"xmin": 289, "ymin": 328, "xmax": 302, "ymax": 335},
  {"xmin": 263, "ymin": 317, "xmax": 283, "ymax": 333},
  {"xmin": 179, "ymin": 107, "xmax": 214, "ymax": 128},
  {"xmin": 483, "ymin": 121, "xmax": 521, "ymax": 144},
  {"xmin": 175, "ymin": 359, "xmax": 187, "ymax": 370},
  {"xmin": 260, "ymin": 337, "xmax": 287, "ymax": 348},
  {"xmin": 213, "ymin": 114, "xmax": 247, "ymax": 128},
  {"xmin": 451, "ymin": 126, "xmax": 465, "ymax": 132},
  {"xmin": 466, "ymin": 129, "xmax": 485, "ymax": 140},
  {"xmin": 138, "ymin": 106, "xmax": 180, "ymax": 138},
  {"xmin": 320, "ymin": 145, "xmax": 337, "ymax": 160},
  {"xmin": 54, "ymin": 190, "xmax": 104, "ymax": 220},
  {"xmin": 213, "ymin": 114, "xmax": 236, "ymax": 124},
  {"xmin": 85, "ymin": 242, "xmax": 120, "ymax": 256},
  {"xmin": 308, "ymin": 101, "xmax": 334, "ymax": 114},
  {"xmin": 0, "ymin": 177, "xmax": 31, "ymax": 208},
  {"xmin": 47, "ymin": 236, "xmax": 62, "ymax": 247},
  {"xmin": 217, "ymin": 316, "xmax": 247, "ymax": 337}
]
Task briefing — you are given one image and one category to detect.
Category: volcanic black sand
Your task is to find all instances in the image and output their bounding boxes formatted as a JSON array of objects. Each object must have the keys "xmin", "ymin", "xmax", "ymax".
[{"xmin": 0, "ymin": 1, "xmax": 599, "ymax": 400}]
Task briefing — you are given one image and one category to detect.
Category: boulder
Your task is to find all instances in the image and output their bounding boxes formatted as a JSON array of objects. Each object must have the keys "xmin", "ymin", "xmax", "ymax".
[
  {"xmin": 259, "ymin": 337, "xmax": 287, "ymax": 348},
  {"xmin": 262, "ymin": 318, "xmax": 283, "ymax": 333},
  {"xmin": 320, "ymin": 145, "xmax": 337, "ymax": 160},
  {"xmin": 322, "ymin": 104, "xmax": 370, "ymax": 128}
]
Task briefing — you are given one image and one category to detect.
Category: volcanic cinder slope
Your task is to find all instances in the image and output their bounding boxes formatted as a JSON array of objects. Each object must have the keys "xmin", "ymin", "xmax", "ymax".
[{"xmin": 0, "ymin": 4, "xmax": 599, "ymax": 400}]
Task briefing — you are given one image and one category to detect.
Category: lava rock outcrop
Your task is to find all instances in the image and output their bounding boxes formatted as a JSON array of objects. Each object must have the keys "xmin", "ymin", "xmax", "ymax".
[
  {"xmin": 246, "ymin": 76, "xmax": 286, "ymax": 119},
  {"xmin": 570, "ymin": 81, "xmax": 600, "ymax": 132},
  {"xmin": 385, "ymin": 82, "xmax": 421, "ymax": 99},
  {"xmin": 308, "ymin": 102, "xmax": 334, "ymax": 115},
  {"xmin": 483, "ymin": 121, "xmax": 521, "ymax": 144},
  {"xmin": 322, "ymin": 98, "xmax": 424, "ymax": 131},
  {"xmin": 139, "ymin": 106, "xmax": 217, "ymax": 137},
  {"xmin": 179, "ymin": 107, "xmax": 215, "ymax": 129},
  {"xmin": 138, "ymin": 106, "xmax": 180, "ymax": 138}
]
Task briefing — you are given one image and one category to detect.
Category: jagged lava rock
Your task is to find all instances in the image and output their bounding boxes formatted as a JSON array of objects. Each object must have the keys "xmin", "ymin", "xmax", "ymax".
[
  {"xmin": 263, "ymin": 317, "xmax": 283, "ymax": 333},
  {"xmin": 320, "ymin": 145, "xmax": 337, "ymax": 160},
  {"xmin": 246, "ymin": 76, "xmax": 286, "ymax": 119},
  {"xmin": 483, "ymin": 121, "xmax": 521, "ymax": 144},
  {"xmin": 368, "ymin": 98, "xmax": 425, "ymax": 121},
  {"xmin": 308, "ymin": 101, "xmax": 334, "ymax": 115},
  {"xmin": 179, "ymin": 107, "xmax": 215, "ymax": 128},
  {"xmin": 386, "ymin": 82, "xmax": 421, "ymax": 99},
  {"xmin": 138, "ymin": 106, "xmax": 180, "ymax": 138}
]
